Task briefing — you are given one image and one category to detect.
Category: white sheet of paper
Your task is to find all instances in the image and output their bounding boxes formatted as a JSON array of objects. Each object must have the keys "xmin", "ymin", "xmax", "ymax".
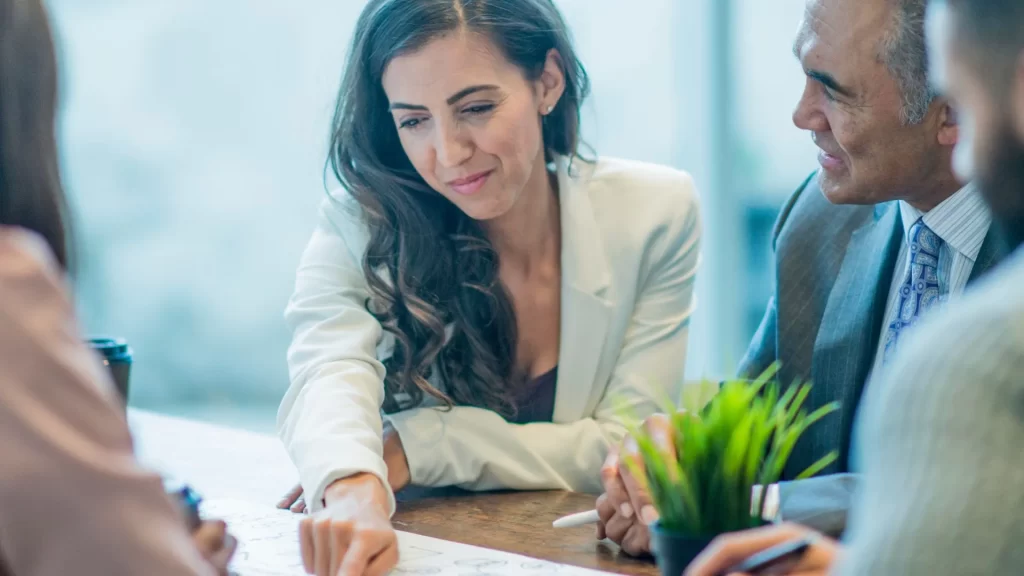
[{"xmin": 202, "ymin": 499, "xmax": 615, "ymax": 575}]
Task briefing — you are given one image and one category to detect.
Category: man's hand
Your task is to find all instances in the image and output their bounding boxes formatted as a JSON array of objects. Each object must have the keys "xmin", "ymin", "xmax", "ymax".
[
  {"xmin": 596, "ymin": 492, "xmax": 651, "ymax": 556},
  {"xmin": 596, "ymin": 412, "xmax": 677, "ymax": 556},
  {"xmin": 684, "ymin": 523, "xmax": 839, "ymax": 576}
]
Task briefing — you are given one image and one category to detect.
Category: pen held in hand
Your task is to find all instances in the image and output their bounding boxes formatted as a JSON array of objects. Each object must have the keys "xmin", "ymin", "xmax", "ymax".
[
  {"xmin": 552, "ymin": 509, "xmax": 601, "ymax": 528},
  {"xmin": 722, "ymin": 535, "xmax": 817, "ymax": 575}
]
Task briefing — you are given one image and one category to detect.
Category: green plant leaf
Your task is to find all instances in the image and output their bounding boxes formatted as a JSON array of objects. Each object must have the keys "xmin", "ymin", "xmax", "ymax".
[
  {"xmin": 615, "ymin": 365, "xmax": 838, "ymax": 536},
  {"xmin": 795, "ymin": 450, "xmax": 839, "ymax": 480},
  {"xmin": 784, "ymin": 383, "xmax": 813, "ymax": 428},
  {"xmin": 803, "ymin": 401, "xmax": 840, "ymax": 430}
]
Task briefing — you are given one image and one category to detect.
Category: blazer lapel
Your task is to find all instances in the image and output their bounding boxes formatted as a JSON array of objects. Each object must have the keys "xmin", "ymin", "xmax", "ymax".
[
  {"xmin": 798, "ymin": 202, "xmax": 902, "ymax": 475},
  {"xmin": 553, "ymin": 158, "xmax": 613, "ymax": 423}
]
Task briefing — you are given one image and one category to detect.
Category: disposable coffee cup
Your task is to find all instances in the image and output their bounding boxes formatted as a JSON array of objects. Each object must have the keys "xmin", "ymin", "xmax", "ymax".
[{"xmin": 87, "ymin": 337, "xmax": 133, "ymax": 405}]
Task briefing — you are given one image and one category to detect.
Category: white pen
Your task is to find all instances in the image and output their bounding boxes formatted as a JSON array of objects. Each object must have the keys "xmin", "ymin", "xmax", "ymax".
[
  {"xmin": 552, "ymin": 509, "xmax": 600, "ymax": 528},
  {"xmin": 551, "ymin": 485, "xmax": 780, "ymax": 530}
]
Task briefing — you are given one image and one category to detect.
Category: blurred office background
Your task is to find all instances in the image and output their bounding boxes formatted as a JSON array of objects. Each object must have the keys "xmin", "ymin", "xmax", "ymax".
[{"xmin": 47, "ymin": 0, "xmax": 817, "ymax": 431}]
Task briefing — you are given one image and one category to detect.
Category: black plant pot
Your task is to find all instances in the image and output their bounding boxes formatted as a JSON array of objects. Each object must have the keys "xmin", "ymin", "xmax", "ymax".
[{"xmin": 650, "ymin": 522, "xmax": 717, "ymax": 576}]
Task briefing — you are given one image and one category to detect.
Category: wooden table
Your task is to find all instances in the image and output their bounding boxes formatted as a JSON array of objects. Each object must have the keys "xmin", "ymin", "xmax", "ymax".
[{"xmin": 130, "ymin": 410, "xmax": 658, "ymax": 575}]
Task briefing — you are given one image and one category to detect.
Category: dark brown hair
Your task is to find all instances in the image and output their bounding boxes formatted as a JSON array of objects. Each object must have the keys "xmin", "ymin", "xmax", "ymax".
[
  {"xmin": 0, "ymin": 0, "xmax": 69, "ymax": 269},
  {"xmin": 328, "ymin": 0, "xmax": 589, "ymax": 417}
]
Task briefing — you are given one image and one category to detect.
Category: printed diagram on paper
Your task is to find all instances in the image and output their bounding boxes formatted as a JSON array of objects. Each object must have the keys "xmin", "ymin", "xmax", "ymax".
[{"xmin": 201, "ymin": 500, "xmax": 613, "ymax": 576}]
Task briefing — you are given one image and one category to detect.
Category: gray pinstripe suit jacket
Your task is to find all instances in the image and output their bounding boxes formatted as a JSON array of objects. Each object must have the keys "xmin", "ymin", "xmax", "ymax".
[{"xmin": 738, "ymin": 173, "xmax": 1005, "ymax": 534}]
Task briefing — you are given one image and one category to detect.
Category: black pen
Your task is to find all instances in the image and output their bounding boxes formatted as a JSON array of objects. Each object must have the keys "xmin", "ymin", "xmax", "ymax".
[{"xmin": 722, "ymin": 534, "xmax": 818, "ymax": 575}]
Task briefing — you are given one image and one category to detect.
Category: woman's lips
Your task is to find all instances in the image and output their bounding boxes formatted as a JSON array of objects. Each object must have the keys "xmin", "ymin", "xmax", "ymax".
[{"xmin": 447, "ymin": 170, "xmax": 493, "ymax": 195}]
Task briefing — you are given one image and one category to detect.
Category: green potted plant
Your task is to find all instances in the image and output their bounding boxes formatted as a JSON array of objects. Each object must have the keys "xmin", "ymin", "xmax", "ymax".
[{"xmin": 625, "ymin": 365, "xmax": 838, "ymax": 576}]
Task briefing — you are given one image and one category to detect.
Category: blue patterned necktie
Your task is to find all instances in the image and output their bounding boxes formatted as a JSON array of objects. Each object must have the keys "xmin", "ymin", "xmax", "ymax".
[{"xmin": 883, "ymin": 219, "xmax": 944, "ymax": 363}]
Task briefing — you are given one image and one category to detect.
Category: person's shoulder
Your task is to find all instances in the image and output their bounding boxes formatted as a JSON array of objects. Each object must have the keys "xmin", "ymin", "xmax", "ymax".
[
  {"xmin": 773, "ymin": 172, "xmax": 820, "ymax": 237},
  {"xmin": 0, "ymin": 229, "xmax": 110, "ymax": 401},
  {"xmin": 0, "ymin": 228, "xmax": 68, "ymax": 312},
  {"xmin": 318, "ymin": 186, "xmax": 367, "ymax": 228},
  {"xmin": 306, "ymin": 186, "xmax": 372, "ymax": 261},
  {"xmin": 577, "ymin": 156, "xmax": 700, "ymax": 236},
  {"xmin": 582, "ymin": 155, "xmax": 698, "ymax": 208},
  {"xmin": 774, "ymin": 172, "xmax": 875, "ymax": 238},
  {"xmin": 570, "ymin": 157, "xmax": 700, "ymax": 280}
]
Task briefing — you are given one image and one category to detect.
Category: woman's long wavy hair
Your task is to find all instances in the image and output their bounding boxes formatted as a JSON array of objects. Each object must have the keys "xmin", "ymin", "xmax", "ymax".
[
  {"xmin": 328, "ymin": 0, "xmax": 589, "ymax": 417},
  {"xmin": 0, "ymin": 0, "xmax": 70, "ymax": 269}
]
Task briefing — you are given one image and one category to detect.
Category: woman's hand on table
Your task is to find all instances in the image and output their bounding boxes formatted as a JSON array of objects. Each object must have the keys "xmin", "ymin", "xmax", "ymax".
[
  {"xmin": 278, "ymin": 483, "xmax": 307, "ymax": 513},
  {"xmin": 278, "ymin": 426, "xmax": 411, "ymax": 515},
  {"xmin": 300, "ymin": 473, "xmax": 399, "ymax": 576},
  {"xmin": 192, "ymin": 520, "xmax": 238, "ymax": 576}
]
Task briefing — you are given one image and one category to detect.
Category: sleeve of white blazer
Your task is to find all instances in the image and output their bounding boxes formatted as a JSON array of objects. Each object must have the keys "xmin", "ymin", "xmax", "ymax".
[
  {"xmin": 386, "ymin": 175, "xmax": 701, "ymax": 493},
  {"xmin": 278, "ymin": 195, "xmax": 394, "ymax": 515}
]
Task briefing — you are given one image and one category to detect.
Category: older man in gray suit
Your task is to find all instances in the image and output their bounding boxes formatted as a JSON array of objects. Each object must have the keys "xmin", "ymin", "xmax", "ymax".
[
  {"xmin": 687, "ymin": 0, "xmax": 1024, "ymax": 572},
  {"xmin": 598, "ymin": 0, "xmax": 1006, "ymax": 555}
]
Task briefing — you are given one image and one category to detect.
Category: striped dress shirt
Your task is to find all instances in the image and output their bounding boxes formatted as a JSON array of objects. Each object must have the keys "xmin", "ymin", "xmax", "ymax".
[{"xmin": 870, "ymin": 184, "xmax": 991, "ymax": 376}]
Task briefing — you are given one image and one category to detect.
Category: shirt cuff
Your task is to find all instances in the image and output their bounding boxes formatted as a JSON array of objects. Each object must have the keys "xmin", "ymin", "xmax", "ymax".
[
  {"xmin": 751, "ymin": 483, "xmax": 781, "ymax": 522},
  {"xmin": 301, "ymin": 452, "xmax": 396, "ymax": 517}
]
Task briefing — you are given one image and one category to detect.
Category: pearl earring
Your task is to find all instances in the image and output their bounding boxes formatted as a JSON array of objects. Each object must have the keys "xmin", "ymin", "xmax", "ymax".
[{"xmin": 545, "ymin": 106, "xmax": 554, "ymax": 114}]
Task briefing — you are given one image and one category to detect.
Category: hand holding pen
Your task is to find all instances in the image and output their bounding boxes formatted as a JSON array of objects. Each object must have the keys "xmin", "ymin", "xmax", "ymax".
[
  {"xmin": 166, "ymin": 481, "xmax": 238, "ymax": 576},
  {"xmin": 683, "ymin": 523, "xmax": 838, "ymax": 576}
]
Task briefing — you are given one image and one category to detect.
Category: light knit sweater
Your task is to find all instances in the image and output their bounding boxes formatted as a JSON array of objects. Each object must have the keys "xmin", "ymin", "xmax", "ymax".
[{"xmin": 836, "ymin": 246, "xmax": 1024, "ymax": 575}]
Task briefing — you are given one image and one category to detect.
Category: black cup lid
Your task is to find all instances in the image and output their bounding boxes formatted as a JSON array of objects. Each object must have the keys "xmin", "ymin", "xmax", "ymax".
[{"xmin": 87, "ymin": 337, "xmax": 129, "ymax": 356}]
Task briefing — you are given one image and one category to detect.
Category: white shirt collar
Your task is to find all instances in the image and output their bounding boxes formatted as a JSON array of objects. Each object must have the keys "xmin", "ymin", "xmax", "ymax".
[{"xmin": 898, "ymin": 183, "xmax": 991, "ymax": 262}]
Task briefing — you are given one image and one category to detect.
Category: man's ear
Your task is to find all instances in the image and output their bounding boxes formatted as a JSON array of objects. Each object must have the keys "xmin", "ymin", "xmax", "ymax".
[{"xmin": 937, "ymin": 100, "xmax": 960, "ymax": 147}]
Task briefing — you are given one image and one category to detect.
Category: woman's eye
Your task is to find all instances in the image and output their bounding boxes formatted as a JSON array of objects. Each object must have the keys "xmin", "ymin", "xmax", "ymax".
[
  {"xmin": 399, "ymin": 118, "xmax": 425, "ymax": 130},
  {"xmin": 463, "ymin": 104, "xmax": 495, "ymax": 115}
]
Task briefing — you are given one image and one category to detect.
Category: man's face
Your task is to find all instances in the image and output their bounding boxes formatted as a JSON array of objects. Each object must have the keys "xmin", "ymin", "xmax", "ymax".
[
  {"xmin": 793, "ymin": 0, "xmax": 949, "ymax": 205},
  {"xmin": 928, "ymin": 2, "xmax": 1024, "ymax": 246}
]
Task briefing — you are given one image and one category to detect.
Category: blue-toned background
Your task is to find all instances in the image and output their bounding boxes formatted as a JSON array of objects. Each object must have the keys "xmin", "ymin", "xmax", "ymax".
[{"xmin": 48, "ymin": 0, "xmax": 818, "ymax": 430}]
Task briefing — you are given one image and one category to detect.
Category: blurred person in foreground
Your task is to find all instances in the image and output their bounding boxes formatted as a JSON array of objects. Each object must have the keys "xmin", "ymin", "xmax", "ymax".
[
  {"xmin": 686, "ymin": 0, "xmax": 1024, "ymax": 573},
  {"xmin": 0, "ymin": 0, "xmax": 234, "ymax": 574}
]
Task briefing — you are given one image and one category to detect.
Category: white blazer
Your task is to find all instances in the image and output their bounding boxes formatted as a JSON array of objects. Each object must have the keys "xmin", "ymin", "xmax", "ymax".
[{"xmin": 279, "ymin": 156, "xmax": 701, "ymax": 514}]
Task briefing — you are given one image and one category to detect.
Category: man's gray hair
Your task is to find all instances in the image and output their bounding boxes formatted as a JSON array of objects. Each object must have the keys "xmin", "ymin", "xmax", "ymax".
[{"xmin": 880, "ymin": 0, "xmax": 935, "ymax": 125}]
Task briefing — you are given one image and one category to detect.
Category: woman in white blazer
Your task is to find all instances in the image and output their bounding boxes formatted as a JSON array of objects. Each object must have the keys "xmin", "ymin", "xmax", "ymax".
[{"xmin": 278, "ymin": 1, "xmax": 701, "ymax": 574}]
